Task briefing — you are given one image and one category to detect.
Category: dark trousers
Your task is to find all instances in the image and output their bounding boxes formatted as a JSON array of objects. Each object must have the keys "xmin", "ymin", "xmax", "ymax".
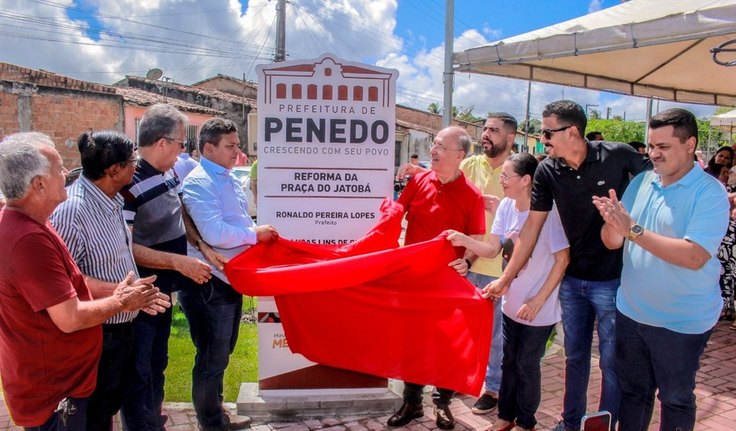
[
  {"xmin": 26, "ymin": 398, "xmax": 88, "ymax": 431},
  {"xmin": 402, "ymin": 383, "xmax": 454, "ymax": 408},
  {"xmin": 86, "ymin": 322, "xmax": 134, "ymax": 431},
  {"xmin": 178, "ymin": 276, "xmax": 242, "ymax": 431},
  {"xmin": 497, "ymin": 315, "xmax": 555, "ymax": 430},
  {"xmin": 121, "ymin": 308, "xmax": 173, "ymax": 431},
  {"xmin": 616, "ymin": 311, "xmax": 711, "ymax": 431}
]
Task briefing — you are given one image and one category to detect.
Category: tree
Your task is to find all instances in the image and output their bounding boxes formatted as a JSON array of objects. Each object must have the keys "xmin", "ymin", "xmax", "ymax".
[
  {"xmin": 586, "ymin": 118, "xmax": 645, "ymax": 143},
  {"xmin": 519, "ymin": 118, "xmax": 541, "ymax": 134},
  {"xmin": 455, "ymin": 105, "xmax": 483, "ymax": 124},
  {"xmin": 426, "ymin": 103, "xmax": 482, "ymax": 123}
]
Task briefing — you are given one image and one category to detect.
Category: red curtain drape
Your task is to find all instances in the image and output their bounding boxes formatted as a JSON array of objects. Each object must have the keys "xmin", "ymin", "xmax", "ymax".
[{"xmin": 225, "ymin": 200, "xmax": 492, "ymax": 395}]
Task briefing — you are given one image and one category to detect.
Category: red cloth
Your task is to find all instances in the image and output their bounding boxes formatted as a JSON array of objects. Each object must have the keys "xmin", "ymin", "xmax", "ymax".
[
  {"xmin": 0, "ymin": 210, "xmax": 101, "ymax": 426},
  {"xmin": 397, "ymin": 170, "xmax": 486, "ymax": 257},
  {"xmin": 225, "ymin": 200, "xmax": 492, "ymax": 395}
]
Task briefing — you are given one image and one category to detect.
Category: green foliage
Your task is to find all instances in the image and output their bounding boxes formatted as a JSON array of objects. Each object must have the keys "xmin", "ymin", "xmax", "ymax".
[
  {"xmin": 455, "ymin": 105, "xmax": 484, "ymax": 124},
  {"xmin": 426, "ymin": 103, "xmax": 483, "ymax": 123},
  {"xmin": 585, "ymin": 117, "xmax": 731, "ymax": 155},
  {"xmin": 586, "ymin": 118, "xmax": 645, "ymax": 143},
  {"xmin": 519, "ymin": 118, "xmax": 541, "ymax": 134},
  {"xmin": 165, "ymin": 302, "xmax": 258, "ymax": 402}
]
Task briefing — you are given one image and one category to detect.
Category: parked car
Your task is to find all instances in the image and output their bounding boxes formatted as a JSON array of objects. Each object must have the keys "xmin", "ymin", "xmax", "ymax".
[
  {"xmin": 232, "ymin": 166, "xmax": 257, "ymax": 219},
  {"xmin": 65, "ymin": 167, "xmax": 82, "ymax": 186}
]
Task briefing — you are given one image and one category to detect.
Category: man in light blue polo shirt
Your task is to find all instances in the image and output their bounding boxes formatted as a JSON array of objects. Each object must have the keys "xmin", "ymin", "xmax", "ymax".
[
  {"xmin": 593, "ymin": 108, "xmax": 729, "ymax": 431},
  {"xmin": 181, "ymin": 118, "xmax": 278, "ymax": 431}
]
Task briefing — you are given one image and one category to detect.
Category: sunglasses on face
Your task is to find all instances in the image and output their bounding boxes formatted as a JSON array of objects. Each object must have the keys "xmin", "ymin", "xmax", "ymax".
[{"xmin": 541, "ymin": 125, "xmax": 572, "ymax": 140}]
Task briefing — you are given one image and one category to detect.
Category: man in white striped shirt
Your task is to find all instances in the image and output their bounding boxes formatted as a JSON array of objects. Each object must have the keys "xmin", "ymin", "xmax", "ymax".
[{"xmin": 50, "ymin": 130, "xmax": 166, "ymax": 430}]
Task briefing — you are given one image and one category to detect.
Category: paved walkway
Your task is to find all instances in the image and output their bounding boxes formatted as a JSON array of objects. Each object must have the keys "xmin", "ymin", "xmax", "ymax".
[{"xmin": 2, "ymin": 319, "xmax": 735, "ymax": 431}]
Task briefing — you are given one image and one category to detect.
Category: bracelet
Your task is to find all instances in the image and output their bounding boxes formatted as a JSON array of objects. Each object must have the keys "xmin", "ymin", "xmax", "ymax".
[{"xmin": 465, "ymin": 259, "xmax": 472, "ymax": 269}]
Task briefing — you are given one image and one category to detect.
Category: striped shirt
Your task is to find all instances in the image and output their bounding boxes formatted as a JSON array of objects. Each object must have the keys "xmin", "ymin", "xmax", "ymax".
[
  {"xmin": 121, "ymin": 159, "xmax": 185, "ymax": 249},
  {"xmin": 50, "ymin": 175, "xmax": 138, "ymax": 324}
]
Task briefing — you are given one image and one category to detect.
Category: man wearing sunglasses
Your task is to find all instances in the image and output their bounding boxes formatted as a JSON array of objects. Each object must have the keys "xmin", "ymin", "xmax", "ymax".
[{"xmin": 485, "ymin": 100, "xmax": 650, "ymax": 431}]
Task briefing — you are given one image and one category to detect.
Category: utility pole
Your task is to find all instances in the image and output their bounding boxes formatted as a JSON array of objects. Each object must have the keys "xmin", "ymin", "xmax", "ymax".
[
  {"xmin": 274, "ymin": 0, "xmax": 287, "ymax": 62},
  {"xmin": 585, "ymin": 104, "xmax": 598, "ymax": 118},
  {"xmin": 442, "ymin": 0, "xmax": 454, "ymax": 128}
]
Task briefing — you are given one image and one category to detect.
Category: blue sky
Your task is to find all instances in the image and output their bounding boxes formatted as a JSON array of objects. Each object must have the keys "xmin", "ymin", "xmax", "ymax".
[{"xmin": 0, "ymin": 0, "xmax": 716, "ymax": 123}]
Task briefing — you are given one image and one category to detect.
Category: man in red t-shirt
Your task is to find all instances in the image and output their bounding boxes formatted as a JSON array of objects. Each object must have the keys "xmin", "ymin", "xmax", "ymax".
[
  {"xmin": 0, "ymin": 132, "xmax": 170, "ymax": 429},
  {"xmin": 389, "ymin": 126, "xmax": 485, "ymax": 430}
]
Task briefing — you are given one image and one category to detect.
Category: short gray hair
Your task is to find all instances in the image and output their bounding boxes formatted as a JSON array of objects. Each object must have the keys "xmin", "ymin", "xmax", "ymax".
[
  {"xmin": 0, "ymin": 132, "xmax": 55, "ymax": 200},
  {"xmin": 457, "ymin": 131, "xmax": 471, "ymax": 154},
  {"xmin": 138, "ymin": 103, "xmax": 188, "ymax": 147}
]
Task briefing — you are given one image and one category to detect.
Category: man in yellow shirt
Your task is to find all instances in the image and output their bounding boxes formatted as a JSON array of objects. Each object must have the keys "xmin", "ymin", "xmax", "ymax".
[{"xmin": 460, "ymin": 112, "xmax": 517, "ymax": 414}]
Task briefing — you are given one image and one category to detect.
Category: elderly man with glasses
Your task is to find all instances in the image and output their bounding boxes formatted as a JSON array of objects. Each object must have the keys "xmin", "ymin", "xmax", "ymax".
[
  {"xmin": 387, "ymin": 126, "xmax": 486, "ymax": 430},
  {"xmin": 486, "ymin": 100, "xmax": 650, "ymax": 431},
  {"xmin": 119, "ymin": 104, "xmax": 220, "ymax": 431}
]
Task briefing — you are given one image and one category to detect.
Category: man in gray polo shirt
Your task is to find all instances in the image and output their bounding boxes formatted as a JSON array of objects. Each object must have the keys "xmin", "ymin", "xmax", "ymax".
[{"xmin": 51, "ymin": 130, "xmax": 169, "ymax": 430}]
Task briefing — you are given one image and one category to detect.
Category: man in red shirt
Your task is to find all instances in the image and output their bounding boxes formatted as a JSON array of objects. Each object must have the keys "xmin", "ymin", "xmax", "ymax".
[
  {"xmin": 0, "ymin": 132, "xmax": 170, "ymax": 430},
  {"xmin": 389, "ymin": 126, "xmax": 485, "ymax": 430}
]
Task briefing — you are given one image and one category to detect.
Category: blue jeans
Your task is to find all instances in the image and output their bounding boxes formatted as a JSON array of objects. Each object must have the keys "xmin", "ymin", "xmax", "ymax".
[
  {"xmin": 25, "ymin": 398, "xmax": 88, "ymax": 431},
  {"xmin": 178, "ymin": 276, "xmax": 242, "ymax": 431},
  {"xmin": 467, "ymin": 272, "xmax": 503, "ymax": 395},
  {"xmin": 121, "ymin": 308, "xmax": 172, "ymax": 431},
  {"xmin": 498, "ymin": 315, "xmax": 555, "ymax": 430},
  {"xmin": 558, "ymin": 275, "xmax": 620, "ymax": 430},
  {"xmin": 616, "ymin": 311, "xmax": 711, "ymax": 431}
]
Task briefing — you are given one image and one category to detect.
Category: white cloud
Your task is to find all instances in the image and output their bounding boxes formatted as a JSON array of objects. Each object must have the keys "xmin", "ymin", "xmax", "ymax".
[
  {"xmin": 588, "ymin": 0, "xmax": 603, "ymax": 13},
  {"xmin": 0, "ymin": 0, "xmax": 717, "ymax": 126}
]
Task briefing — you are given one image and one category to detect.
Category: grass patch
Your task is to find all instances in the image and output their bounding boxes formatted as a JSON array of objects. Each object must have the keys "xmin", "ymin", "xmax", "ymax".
[{"xmin": 165, "ymin": 302, "xmax": 258, "ymax": 402}]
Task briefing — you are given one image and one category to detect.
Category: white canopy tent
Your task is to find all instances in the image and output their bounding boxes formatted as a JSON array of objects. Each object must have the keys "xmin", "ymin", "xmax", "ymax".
[
  {"xmin": 710, "ymin": 109, "xmax": 736, "ymax": 147},
  {"xmin": 711, "ymin": 109, "xmax": 736, "ymax": 130},
  {"xmin": 453, "ymin": 0, "xmax": 736, "ymax": 106}
]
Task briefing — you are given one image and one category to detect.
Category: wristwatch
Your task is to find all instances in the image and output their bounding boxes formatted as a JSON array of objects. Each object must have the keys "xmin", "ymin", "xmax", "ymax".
[{"xmin": 627, "ymin": 224, "xmax": 644, "ymax": 241}]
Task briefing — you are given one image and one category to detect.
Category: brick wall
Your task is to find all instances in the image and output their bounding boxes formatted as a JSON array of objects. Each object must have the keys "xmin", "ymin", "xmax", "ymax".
[
  {"xmin": 0, "ymin": 92, "xmax": 20, "ymax": 138},
  {"xmin": 396, "ymin": 105, "xmax": 483, "ymax": 141},
  {"xmin": 30, "ymin": 91, "xmax": 123, "ymax": 168},
  {"xmin": 1, "ymin": 83, "xmax": 123, "ymax": 168}
]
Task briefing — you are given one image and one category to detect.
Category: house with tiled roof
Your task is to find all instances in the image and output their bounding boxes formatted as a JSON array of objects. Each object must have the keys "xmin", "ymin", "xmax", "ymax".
[
  {"xmin": 0, "ymin": 62, "xmax": 223, "ymax": 168},
  {"xmin": 115, "ymin": 75, "xmax": 257, "ymax": 156}
]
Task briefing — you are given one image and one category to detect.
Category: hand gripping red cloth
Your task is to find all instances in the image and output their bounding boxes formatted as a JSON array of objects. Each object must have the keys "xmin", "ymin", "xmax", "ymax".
[{"xmin": 225, "ymin": 199, "xmax": 492, "ymax": 395}]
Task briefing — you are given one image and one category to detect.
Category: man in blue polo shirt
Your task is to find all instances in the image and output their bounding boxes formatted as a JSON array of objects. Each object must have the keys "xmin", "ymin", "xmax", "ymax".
[{"xmin": 594, "ymin": 108, "xmax": 729, "ymax": 431}]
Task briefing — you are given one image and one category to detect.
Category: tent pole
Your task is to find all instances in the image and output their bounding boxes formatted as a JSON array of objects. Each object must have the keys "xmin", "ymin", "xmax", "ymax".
[
  {"xmin": 645, "ymin": 98, "xmax": 653, "ymax": 147},
  {"xmin": 524, "ymin": 80, "xmax": 532, "ymax": 153}
]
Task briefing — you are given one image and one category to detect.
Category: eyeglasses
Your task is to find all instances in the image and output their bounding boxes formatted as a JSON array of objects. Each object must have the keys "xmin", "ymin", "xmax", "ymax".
[
  {"xmin": 500, "ymin": 173, "xmax": 520, "ymax": 182},
  {"xmin": 122, "ymin": 155, "xmax": 138, "ymax": 167},
  {"xmin": 541, "ymin": 125, "xmax": 572, "ymax": 140},
  {"xmin": 164, "ymin": 137, "xmax": 186, "ymax": 149},
  {"xmin": 430, "ymin": 142, "xmax": 463, "ymax": 152}
]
